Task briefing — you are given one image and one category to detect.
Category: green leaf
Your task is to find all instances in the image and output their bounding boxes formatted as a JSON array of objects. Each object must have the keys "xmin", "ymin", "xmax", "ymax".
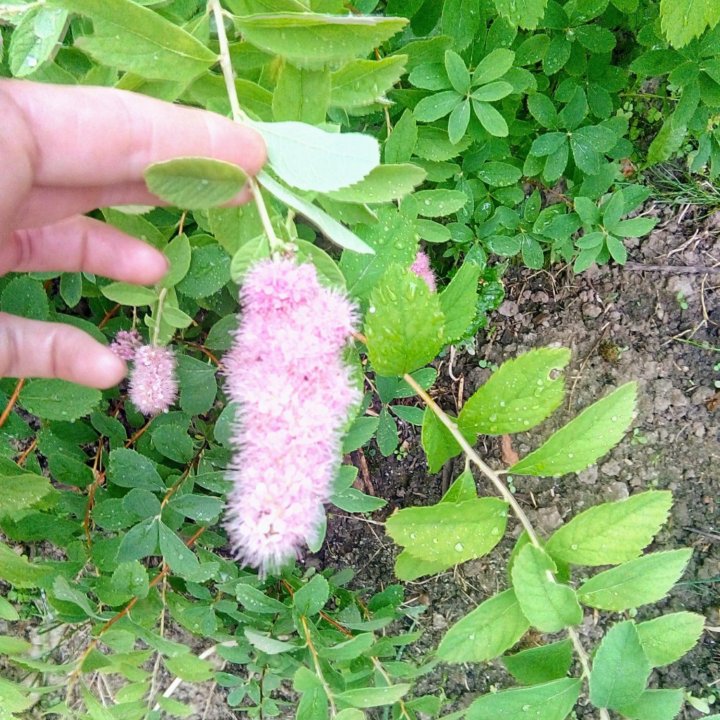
[
  {"xmin": 476, "ymin": 162, "xmax": 522, "ymax": 187},
  {"xmin": 511, "ymin": 545, "xmax": 583, "ymax": 632},
  {"xmin": 327, "ymin": 164, "xmax": 426, "ymax": 204},
  {"xmin": 108, "ymin": 448, "xmax": 165, "ymax": 492},
  {"xmin": 472, "ymin": 100, "xmax": 509, "ymax": 137},
  {"xmin": 144, "ymin": 158, "xmax": 247, "ymax": 210},
  {"xmin": 617, "ymin": 689, "xmax": 685, "ymax": 720},
  {"xmin": 0, "ymin": 473, "xmax": 53, "ymax": 518},
  {"xmin": 442, "ymin": 0, "xmax": 483, "ymax": 50},
  {"xmin": 158, "ymin": 522, "xmax": 210, "ymax": 582},
  {"xmin": 384, "ymin": 109, "xmax": 417, "ymax": 164},
  {"xmin": 414, "ymin": 90, "xmax": 463, "ymax": 121},
  {"xmin": 109, "ymin": 561, "xmax": 150, "ymax": 604},
  {"xmin": 294, "ymin": 574, "xmax": 329, "ymax": 616},
  {"xmin": 331, "ymin": 55, "xmax": 407, "ymax": 108},
  {"xmin": 176, "ymin": 354, "xmax": 218, "ymax": 415},
  {"xmin": 439, "ymin": 261, "xmax": 481, "ymax": 344},
  {"xmin": 502, "ymin": 639, "xmax": 573, "ymax": 685},
  {"xmin": 472, "ymin": 48, "xmax": 515, "ymax": 86},
  {"xmin": 236, "ymin": 584, "xmax": 288, "ymax": 614},
  {"xmin": 606, "ymin": 234, "xmax": 628, "ymax": 264},
  {"xmin": 659, "ymin": 0, "xmax": 720, "ymax": 48},
  {"xmin": 387, "ymin": 497, "xmax": 508, "ymax": 579},
  {"xmin": 259, "ymin": 171, "xmax": 373, "ymax": 254},
  {"xmin": 472, "ymin": 81, "xmax": 514, "ymax": 102},
  {"xmin": 60, "ymin": 272, "xmax": 83, "ymax": 308},
  {"xmin": 318, "ymin": 633, "xmax": 375, "ymax": 662},
  {"xmin": 169, "ymin": 494, "xmax": 223, "ymax": 524},
  {"xmin": 0, "ymin": 541, "xmax": 52, "ymax": 588},
  {"xmin": 164, "ymin": 654, "xmax": 214, "ymax": 683},
  {"xmin": 336, "ymin": 684, "xmax": 411, "ymax": 709},
  {"xmin": 578, "ymin": 549, "xmax": 693, "ymax": 611},
  {"xmin": 377, "ymin": 407, "xmax": 399, "ymax": 456},
  {"xmin": 613, "ymin": 217, "xmax": 658, "ymax": 238},
  {"xmin": 1, "ymin": 276, "xmax": 49, "ymax": 320},
  {"xmin": 244, "ymin": 628, "xmax": 298, "ymax": 655},
  {"xmin": 234, "ymin": 13, "xmax": 407, "ymax": 69},
  {"xmin": 466, "ymin": 678, "xmax": 581, "ymax": 720},
  {"xmin": 116, "ymin": 517, "xmax": 159, "ymax": 563},
  {"xmin": 589, "ymin": 621, "xmax": 651, "ymax": 710},
  {"xmin": 421, "ymin": 408, "xmax": 475, "ymax": 473},
  {"xmin": 19, "ymin": 379, "xmax": 101, "ymax": 421},
  {"xmin": 0, "ymin": 597, "xmax": 20, "ymax": 621},
  {"xmin": 53, "ymin": 0, "xmax": 217, "ymax": 81},
  {"xmin": 437, "ymin": 589, "xmax": 529, "ymax": 663},
  {"xmin": 545, "ymin": 491, "xmax": 673, "ymax": 567},
  {"xmin": 253, "ymin": 121, "xmax": 379, "ymax": 193},
  {"xmin": 636, "ymin": 612, "xmax": 705, "ymax": 667},
  {"xmin": 342, "ymin": 416, "xmax": 380, "ymax": 453},
  {"xmin": 273, "ymin": 64, "xmax": 329, "ymax": 124},
  {"xmin": 442, "ymin": 469, "xmax": 477, "ymax": 503},
  {"xmin": 493, "ymin": 0, "xmax": 548, "ymax": 29},
  {"xmin": 509, "ymin": 382, "xmax": 637, "ymax": 477},
  {"xmin": 458, "ymin": 347, "xmax": 570, "ymax": 436},
  {"xmin": 365, "ymin": 265, "xmax": 445, "ymax": 376},
  {"xmin": 9, "ymin": 6, "xmax": 68, "ymax": 77},
  {"xmin": 445, "ymin": 50, "xmax": 470, "ymax": 93},
  {"xmin": 151, "ymin": 424, "xmax": 194, "ymax": 463},
  {"xmin": 448, "ymin": 99, "xmax": 471, "ymax": 144},
  {"xmin": 414, "ymin": 189, "xmax": 468, "ymax": 217},
  {"xmin": 230, "ymin": 235, "xmax": 271, "ymax": 283},
  {"xmin": 0, "ymin": 635, "xmax": 31, "ymax": 655},
  {"xmin": 101, "ymin": 282, "xmax": 157, "ymax": 306}
]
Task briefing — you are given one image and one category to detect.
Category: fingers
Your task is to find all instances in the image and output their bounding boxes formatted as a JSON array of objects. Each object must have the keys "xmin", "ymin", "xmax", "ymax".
[
  {"xmin": 0, "ymin": 216, "xmax": 169, "ymax": 283},
  {"xmin": 16, "ymin": 182, "xmax": 253, "ymax": 229},
  {"xmin": 0, "ymin": 313, "xmax": 126, "ymax": 388},
  {"xmin": 0, "ymin": 80, "xmax": 266, "ymax": 188}
]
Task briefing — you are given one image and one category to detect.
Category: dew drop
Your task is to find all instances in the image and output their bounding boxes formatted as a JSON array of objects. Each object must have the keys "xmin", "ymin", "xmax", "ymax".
[
  {"xmin": 571, "ymin": 544, "xmax": 578, "ymax": 550},
  {"xmin": 611, "ymin": 415, "xmax": 618, "ymax": 422},
  {"xmin": 26, "ymin": 56, "xmax": 38, "ymax": 68},
  {"xmin": 522, "ymin": 705, "xmax": 531, "ymax": 712},
  {"xmin": 454, "ymin": 542, "xmax": 464, "ymax": 552}
]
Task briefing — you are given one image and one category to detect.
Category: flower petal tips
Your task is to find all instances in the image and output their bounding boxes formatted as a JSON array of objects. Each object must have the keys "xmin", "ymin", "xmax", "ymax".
[
  {"xmin": 224, "ymin": 258, "xmax": 360, "ymax": 575},
  {"xmin": 129, "ymin": 345, "xmax": 178, "ymax": 416},
  {"xmin": 410, "ymin": 250, "xmax": 437, "ymax": 292}
]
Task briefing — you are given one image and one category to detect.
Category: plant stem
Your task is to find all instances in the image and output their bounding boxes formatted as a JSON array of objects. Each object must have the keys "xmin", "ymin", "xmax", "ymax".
[
  {"xmin": 208, "ymin": 0, "xmax": 285, "ymax": 255},
  {"xmin": 152, "ymin": 288, "xmax": 168, "ymax": 346},
  {"xmin": 400, "ymin": 370, "xmax": 610, "ymax": 719},
  {"xmin": 300, "ymin": 615, "xmax": 337, "ymax": 717}
]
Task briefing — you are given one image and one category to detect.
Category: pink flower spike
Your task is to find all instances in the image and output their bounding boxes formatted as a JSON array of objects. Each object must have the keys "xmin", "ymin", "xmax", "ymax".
[
  {"xmin": 223, "ymin": 258, "xmax": 360, "ymax": 575},
  {"xmin": 129, "ymin": 345, "xmax": 178, "ymax": 416},
  {"xmin": 411, "ymin": 250, "xmax": 437, "ymax": 292},
  {"xmin": 110, "ymin": 329, "xmax": 142, "ymax": 361}
]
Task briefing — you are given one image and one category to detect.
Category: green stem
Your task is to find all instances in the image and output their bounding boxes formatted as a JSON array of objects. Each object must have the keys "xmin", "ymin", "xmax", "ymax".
[
  {"xmin": 402, "ymin": 371, "xmax": 610, "ymax": 719},
  {"xmin": 208, "ymin": 0, "xmax": 286, "ymax": 256},
  {"xmin": 152, "ymin": 288, "xmax": 168, "ymax": 346}
]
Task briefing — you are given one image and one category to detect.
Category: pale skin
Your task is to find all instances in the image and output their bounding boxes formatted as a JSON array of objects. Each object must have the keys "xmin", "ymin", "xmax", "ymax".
[{"xmin": 0, "ymin": 80, "xmax": 266, "ymax": 389}]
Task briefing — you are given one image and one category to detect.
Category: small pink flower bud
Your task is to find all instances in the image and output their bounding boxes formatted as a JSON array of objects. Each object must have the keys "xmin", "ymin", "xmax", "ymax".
[
  {"xmin": 410, "ymin": 250, "xmax": 437, "ymax": 292},
  {"xmin": 110, "ymin": 329, "xmax": 142, "ymax": 361},
  {"xmin": 129, "ymin": 345, "xmax": 177, "ymax": 416}
]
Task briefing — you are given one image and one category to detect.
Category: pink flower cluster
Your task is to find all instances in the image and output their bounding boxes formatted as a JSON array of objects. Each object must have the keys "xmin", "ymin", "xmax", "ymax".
[
  {"xmin": 224, "ymin": 258, "xmax": 359, "ymax": 574},
  {"xmin": 110, "ymin": 330, "xmax": 178, "ymax": 416},
  {"xmin": 129, "ymin": 345, "xmax": 178, "ymax": 416},
  {"xmin": 410, "ymin": 250, "xmax": 437, "ymax": 292}
]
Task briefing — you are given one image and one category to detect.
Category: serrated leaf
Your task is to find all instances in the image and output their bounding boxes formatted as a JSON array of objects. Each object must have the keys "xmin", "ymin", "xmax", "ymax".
[
  {"xmin": 636, "ymin": 612, "xmax": 705, "ymax": 667},
  {"xmin": 545, "ymin": 491, "xmax": 673, "ymax": 567},
  {"xmin": 617, "ymin": 689, "xmax": 685, "ymax": 720},
  {"xmin": 331, "ymin": 55, "xmax": 407, "ymax": 108},
  {"xmin": 327, "ymin": 164, "xmax": 426, "ymax": 204},
  {"xmin": 466, "ymin": 678, "xmax": 581, "ymax": 720},
  {"xmin": 458, "ymin": 347, "xmax": 570, "ymax": 436},
  {"xmin": 439, "ymin": 262, "xmax": 481, "ymax": 344},
  {"xmin": 253, "ymin": 121, "xmax": 379, "ymax": 193},
  {"xmin": 578, "ymin": 549, "xmax": 693, "ymax": 611},
  {"xmin": 108, "ymin": 448, "xmax": 165, "ymax": 492},
  {"xmin": 659, "ymin": 0, "xmax": 720, "ymax": 48},
  {"xmin": 234, "ymin": 13, "xmax": 407, "ymax": 69},
  {"xmin": 509, "ymin": 382, "xmax": 637, "ymax": 477},
  {"xmin": 336, "ymin": 684, "xmax": 410, "ymax": 709},
  {"xmin": 421, "ymin": 408, "xmax": 475, "ymax": 473},
  {"xmin": 365, "ymin": 265, "xmax": 446, "ymax": 376},
  {"xmin": 9, "ymin": 6, "xmax": 68, "ymax": 77},
  {"xmin": 441, "ymin": 0, "xmax": 483, "ymax": 50},
  {"xmin": 19, "ymin": 379, "xmax": 101, "ymax": 422},
  {"xmin": 502, "ymin": 639, "xmax": 573, "ymax": 685},
  {"xmin": 144, "ymin": 158, "xmax": 247, "ymax": 210},
  {"xmin": 589, "ymin": 621, "xmax": 651, "ymax": 710},
  {"xmin": 53, "ymin": 0, "xmax": 217, "ymax": 81},
  {"xmin": 493, "ymin": 0, "xmax": 548, "ymax": 30},
  {"xmin": 437, "ymin": 589, "xmax": 529, "ymax": 663},
  {"xmin": 511, "ymin": 545, "xmax": 583, "ymax": 632},
  {"xmin": 387, "ymin": 498, "xmax": 508, "ymax": 579},
  {"xmin": 259, "ymin": 171, "xmax": 372, "ymax": 254},
  {"xmin": 0, "ymin": 473, "xmax": 53, "ymax": 518}
]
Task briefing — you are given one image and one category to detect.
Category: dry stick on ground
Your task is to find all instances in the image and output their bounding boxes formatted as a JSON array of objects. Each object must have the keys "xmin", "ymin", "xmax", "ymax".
[{"xmin": 623, "ymin": 262, "xmax": 720, "ymax": 273}]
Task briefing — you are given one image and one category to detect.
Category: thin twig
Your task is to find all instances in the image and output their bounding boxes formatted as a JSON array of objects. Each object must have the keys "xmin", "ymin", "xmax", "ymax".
[{"xmin": 0, "ymin": 377, "xmax": 24, "ymax": 428}]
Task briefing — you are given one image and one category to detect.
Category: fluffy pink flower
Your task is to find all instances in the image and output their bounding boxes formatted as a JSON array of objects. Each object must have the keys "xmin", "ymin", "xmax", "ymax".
[
  {"xmin": 410, "ymin": 250, "xmax": 436, "ymax": 292},
  {"xmin": 129, "ymin": 345, "xmax": 178, "ymax": 416},
  {"xmin": 223, "ymin": 258, "xmax": 359, "ymax": 574},
  {"xmin": 110, "ymin": 329, "xmax": 142, "ymax": 361}
]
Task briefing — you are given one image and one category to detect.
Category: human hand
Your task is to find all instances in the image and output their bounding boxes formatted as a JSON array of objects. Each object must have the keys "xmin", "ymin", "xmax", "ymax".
[{"xmin": 0, "ymin": 80, "xmax": 265, "ymax": 388}]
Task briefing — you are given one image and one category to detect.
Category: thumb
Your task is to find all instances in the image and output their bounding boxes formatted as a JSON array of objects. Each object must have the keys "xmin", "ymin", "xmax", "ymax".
[{"xmin": 0, "ymin": 313, "xmax": 127, "ymax": 389}]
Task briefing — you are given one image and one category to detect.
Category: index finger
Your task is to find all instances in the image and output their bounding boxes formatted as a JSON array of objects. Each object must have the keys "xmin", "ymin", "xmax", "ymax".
[{"xmin": 0, "ymin": 80, "xmax": 266, "ymax": 188}]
